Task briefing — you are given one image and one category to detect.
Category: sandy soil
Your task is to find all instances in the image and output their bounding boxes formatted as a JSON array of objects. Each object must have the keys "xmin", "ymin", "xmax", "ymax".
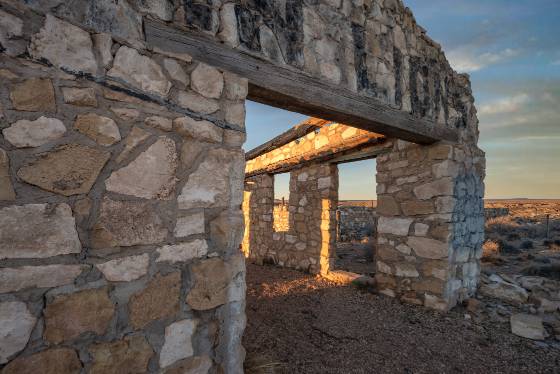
[
  {"xmin": 334, "ymin": 242, "xmax": 374, "ymax": 275},
  {"xmin": 243, "ymin": 263, "xmax": 560, "ymax": 374}
]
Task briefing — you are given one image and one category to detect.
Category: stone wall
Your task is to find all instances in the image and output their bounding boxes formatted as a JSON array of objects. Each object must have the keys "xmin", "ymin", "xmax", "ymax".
[
  {"xmin": 0, "ymin": 3, "xmax": 246, "ymax": 372},
  {"xmin": 337, "ymin": 206, "xmax": 378, "ymax": 242},
  {"xmin": 273, "ymin": 201, "xmax": 290, "ymax": 232},
  {"xmin": 243, "ymin": 164, "xmax": 338, "ymax": 275},
  {"xmin": 375, "ymin": 140, "xmax": 485, "ymax": 311}
]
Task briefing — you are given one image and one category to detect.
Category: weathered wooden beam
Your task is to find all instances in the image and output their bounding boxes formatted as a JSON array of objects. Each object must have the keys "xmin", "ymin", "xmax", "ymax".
[
  {"xmin": 245, "ymin": 118, "xmax": 330, "ymax": 160},
  {"xmin": 144, "ymin": 20, "xmax": 458, "ymax": 145},
  {"xmin": 329, "ymin": 144, "xmax": 390, "ymax": 165}
]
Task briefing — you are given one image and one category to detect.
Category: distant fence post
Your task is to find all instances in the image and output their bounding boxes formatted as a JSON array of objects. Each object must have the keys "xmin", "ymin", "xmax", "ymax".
[{"xmin": 546, "ymin": 214, "xmax": 550, "ymax": 239}]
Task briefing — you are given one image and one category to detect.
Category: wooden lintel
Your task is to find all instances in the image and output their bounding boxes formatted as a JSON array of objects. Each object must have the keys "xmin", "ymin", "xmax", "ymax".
[
  {"xmin": 145, "ymin": 20, "xmax": 458, "ymax": 145},
  {"xmin": 329, "ymin": 144, "xmax": 391, "ymax": 165}
]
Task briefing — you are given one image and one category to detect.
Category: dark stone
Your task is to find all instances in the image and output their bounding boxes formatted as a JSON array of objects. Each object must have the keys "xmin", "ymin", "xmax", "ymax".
[
  {"xmin": 352, "ymin": 23, "xmax": 374, "ymax": 94},
  {"xmin": 184, "ymin": 0, "xmax": 214, "ymax": 31},
  {"xmin": 235, "ymin": 4, "xmax": 260, "ymax": 51}
]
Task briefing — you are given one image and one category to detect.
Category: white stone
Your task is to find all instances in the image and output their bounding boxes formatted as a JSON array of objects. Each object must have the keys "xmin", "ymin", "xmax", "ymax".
[
  {"xmin": 3, "ymin": 116, "xmax": 66, "ymax": 148},
  {"xmin": 225, "ymin": 102, "xmax": 246, "ymax": 127},
  {"xmin": 259, "ymin": 25, "xmax": 284, "ymax": 63},
  {"xmin": 156, "ymin": 240, "xmax": 208, "ymax": 264},
  {"xmin": 160, "ymin": 319, "xmax": 197, "ymax": 368},
  {"xmin": 408, "ymin": 237, "xmax": 449, "ymax": 259},
  {"xmin": 116, "ymin": 126, "xmax": 150, "ymax": 163},
  {"xmin": 0, "ymin": 264, "xmax": 84, "ymax": 293},
  {"xmin": 433, "ymin": 160, "xmax": 460, "ymax": 179},
  {"xmin": 0, "ymin": 203, "xmax": 81, "ymax": 259},
  {"xmin": 0, "ymin": 301, "xmax": 36, "ymax": 363},
  {"xmin": 377, "ymin": 217, "xmax": 412, "ymax": 236},
  {"xmin": 510, "ymin": 314, "xmax": 545, "ymax": 340},
  {"xmin": 176, "ymin": 91, "xmax": 219, "ymax": 114},
  {"xmin": 62, "ymin": 87, "xmax": 98, "ymax": 107},
  {"xmin": 145, "ymin": 116, "xmax": 172, "ymax": 131},
  {"xmin": 106, "ymin": 137, "xmax": 178, "ymax": 199},
  {"xmin": 92, "ymin": 33, "xmax": 113, "ymax": 68},
  {"xmin": 413, "ymin": 178, "xmax": 454, "ymax": 200},
  {"xmin": 108, "ymin": 46, "xmax": 171, "ymax": 97},
  {"xmin": 173, "ymin": 116, "xmax": 223, "ymax": 143},
  {"xmin": 414, "ymin": 223, "xmax": 430, "ymax": 236},
  {"xmin": 163, "ymin": 58, "xmax": 189, "ymax": 86},
  {"xmin": 191, "ymin": 63, "xmax": 223, "ymax": 99},
  {"xmin": 224, "ymin": 72, "xmax": 248, "ymax": 100},
  {"xmin": 317, "ymin": 177, "xmax": 331, "ymax": 190},
  {"xmin": 175, "ymin": 212, "xmax": 205, "ymax": 238},
  {"xmin": 396, "ymin": 244, "xmax": 411, "ymax": 255},
  {"xmin": 96, "ymin": 254, "xmax": 149, "ymax": 282},
  {"xmin": 29, "ymin": 15, "xmax": 97, "ymax": 74},
  {"xmin": 395, "ymin": 264, "xmax": 419, "ymax": 278},
  {"xmin": 377, "ymin": 261, "xmax": 392, "ymax": 274},
  {"xmin": 218, "ymin": 3, "xmax": 239, "ymax": 47}
]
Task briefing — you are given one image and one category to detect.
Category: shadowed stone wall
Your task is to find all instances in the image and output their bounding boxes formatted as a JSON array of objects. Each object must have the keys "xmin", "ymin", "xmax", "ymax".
[
  {"xmin": 243, "ymin": 164, "xmax": 338, "ymax": 275},
  {"xmin": 337, "ymin": 206, "xmax": 378, "ymax": 242}
]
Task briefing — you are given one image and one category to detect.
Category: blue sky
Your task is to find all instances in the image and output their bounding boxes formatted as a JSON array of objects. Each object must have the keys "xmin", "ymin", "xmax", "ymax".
[{"xmin": 245, "ymin": 0, "xmax": 560, "ymax": 200}]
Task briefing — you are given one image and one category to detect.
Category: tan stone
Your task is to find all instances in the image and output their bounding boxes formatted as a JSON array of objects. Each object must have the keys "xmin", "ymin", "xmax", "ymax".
[
  {"xmin": 164, "ymin": 58, "xmax": 189, "ymax": 86},
  {"xmin": 191, "ymin": 63, "xmax": 223, "ymax": 99},
  {"xmin": 96, "ymin": 254, "xmax": 149, "ymax": 282},
  {"xmin": 111, "ymin": 107, "xmax": 140, "ymax": 121},
  {"xmin": 224, "ymin": 102, "xmax": 245, "ymax": 127},
  {"xmin": 180, "ymin": 138, "xmax": 206, "ymax": 167},
  {"xmin": 106, "ymin": 137, "xmax": 178, "ymax": 199},
  {"xmin": 413, "ymin": 177, "xmax": 454, "ymax": 200},
  {"xmin": 44, "ymin": 288, "xmax": 114, "ymax": 343},
  {"xmin": 0, "ymin": 301, "xmax": 36, "ymax": 364},
  {"xmin": 10, "ymin": 78, "xmax": 56, "ymax": 112},
  {"xmin": 156, "ymin": 240, "xmax": 208, "ymax": 264},
  {"xmin": 400, "ymin": 200, "xmax": 434, "ymax": 215},
  {"xmin": 89, "ymin": 335, "xmax": 153, "ymax": 374},
  {"xmin": 187, "ymin": 258, "xmax": 230, "ymax": 310},
  {"xmin": 92, "ymin": 198, "xmax": 168, "ymax": 249},
  {"xmin": 74, "ymin": 113, "xmax": 121, "ymax": 146},
  {"xmin": 421, "ymin": 261, "xmax": 447, "ymax": 280},
  {"xmin": 163, "ymin": 355, "xmax": 213, "ymax": 374},
  {"xmin": 62, "ymin": 87, "xmax": 98, "ymax": 107},
  {"xmin": 376, "ymin": 195, "xmax": 400, "ymax": 216},
  {"xmin": 93, "ymin": 33, "xmax": 113, "ymax": 68},
  {"xmin": 129, "ymin": 272, "xmax": 181, "ymax": 329},
  {"xmin": 116, "ymin": 126, "xmax": 151, "ymax": 163},
  {"xmin": 0, "ymin": 203, "xmax": 81, "ymax": 260},
  {"xmin": 395, "ymin": 263, "xmax": 419, "ymax": 278},
  {"xmin": 160, "ymin": 319, "xmax": 197, "ymax": 368},
  {"xmin": 145, "ymin": 115, "xmax": 172, "ymax": 131},
  {"xmin": 0, "ymin": 149, "xmax": 15, "ymax": 200},
  {"xmin": 377, "ymin": 217, "xmax": 412, "ymax": 236},
  {"xmin": 176, "ymin": 91, "xmax": 219, "ymax": 114},
  {"xmin": 174, "ymin": 212, "xmax": 205, "ymax": 238},
  {"xmin": 173, "ymin": 116, "xmax": 223, "ymax": 143},
  {"xmin": 224, "ymin": 72, "xmax": 248, "ymax": 100},
  {"xmin": 0, "ymin": 264, "xmax": 85, "ymax": 293},
  {"xmin": 412, "ymin": 278, "xmax": 446, "ymax": 294},
  {"xmin": 428, "ymin": 144, "xmax": 453, "ymax": 160},
  {"xmin": 1, "ymin": 348, "xmax": 81, "ymax": 374},
  {"xmin": 408, "ymin": 237, "xmax": 449, "ymax": 259},
  {"xmin": 17, "ymin": 144, "xmax": 110, "ymax": 196},
  {"xmin": 3, "ymin": 116, "xmax": 66, "ymax": 148}
]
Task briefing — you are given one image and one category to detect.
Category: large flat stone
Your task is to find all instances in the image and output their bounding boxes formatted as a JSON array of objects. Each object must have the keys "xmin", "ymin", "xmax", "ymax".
[
  {"xmin": 96, "ymin": 254, "xmax": 150, "ymax": 282},
  {"xmin": 3, "ymin": 116, "xmax": 66, "ymax": 148},
  {"xmin": 174, "ymin": 212, "xmax": 205, "ymax": 238},
  {"xmin": 129, "ymin": 272, "xmax": 181, "ymax": 329},
  {"xmin": 0, "ymin": 301, "xmax": 36, "ymax": 364},
  {"xmin": 173, "ymin": 116, "xmax": 223, "ymax": 143},
  {"xmin": 187, "ymin": 258, "xmax": 230, "ymax": 310},
  {"xmin": 1, "ymin": 348, "xmax": 81, "ymax": 374},
  {"xmin": 408, "ymin": 237, "xmax": 449, "ymax": 259},
  {"xmin": 377, "ymin": 217, "xmax": 412, "ymax": 236},
  {"xmin": 89, "ymin": 335, "xmax": 153, "ymax": 374},
  {"xmin": 191, "ymin": 63, "xmax": 223, "ymax": 99},
  {"xmin": 510, "ymin": 314, "xmax": 545, "ymax": 340},
  {"xmin": 30, "ymin": 14, "xmax": 97, "ymax": 74},
  {"xmin": 480, "ymin": 281, "xmax": 529, "ymax": 305},
  {"xmin": 0, "ymin": 264, "xmax": 85, "ymax": 293},
  {"xmin": 160, "ymin": 319, "xmax": 197, "ymax": 368},
  {"xmin": 9, "ymin": 78, "xmax": 56, "ymax": 112},
  {"xmin": 176, "ymin": 91, "xmax": 219, "ymax": 114},
  {"xmin": 62, "ymin": 87, "xmax": 98, "ymax": 107},
  {"xmin": 74, "ymin": 113, "xmax": 121, "ymax": 146},
  {"xmin": 44, "ymin": 288, "xmax": 114, "ymax": 344},
  {"xmin": 92, "ymin": 198, "xmax": 168, "ymax": 249},
  {"xmin": 0, "ymin": 150, "xmax": 15, "ymax": 201},
  {"xmin": 17, "ymin": 144, "xmax": 110, "ymax": 196},
  {"xmin": 413, "ymin": 177, "xmax": 454, "ymax": 200},
  {"xmin": 0, "ymin": 203, "xmax": 81, "ymax": 259},
  {"xmin": 108, "ymin": 46, "xmax": 171, "ymax": 97},
  {"xmin": 156, "ymin": 240, "xmax": 208, "ymax": 264},
  {"xmin": 106, "ymin": 137, "xmax": 178, "ymax": 199}
]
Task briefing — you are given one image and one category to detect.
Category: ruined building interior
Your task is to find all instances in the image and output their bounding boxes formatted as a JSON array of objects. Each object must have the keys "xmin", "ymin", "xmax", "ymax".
[{"xmin": 0, "ymin": 0, "xmax": 485, "ymax": 372}]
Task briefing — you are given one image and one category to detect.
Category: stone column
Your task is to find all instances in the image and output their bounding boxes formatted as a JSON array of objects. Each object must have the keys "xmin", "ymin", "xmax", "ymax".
[
  {"xmin": 242, "ymin": 174, "xmax": 274, "ymax": 262},
  {"xmin": 375, "ymin": 140, "xmax": 485, "ymax": 311}
]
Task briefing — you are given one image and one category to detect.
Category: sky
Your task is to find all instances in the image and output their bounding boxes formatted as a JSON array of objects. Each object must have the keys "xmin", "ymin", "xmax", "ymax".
[{"xmin": 245, "ymin": 0, "xmax": 560, "ymax": 200}]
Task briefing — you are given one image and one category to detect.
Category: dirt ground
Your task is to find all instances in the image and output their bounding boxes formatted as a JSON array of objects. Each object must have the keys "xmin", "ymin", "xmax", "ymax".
[
  {"xmin": 243, "ymin": 263, "xmax": 560, "ymax": 374},
  {"xmin": 334, "ymin": 241, "xmax": 374, "ymax": 275}
]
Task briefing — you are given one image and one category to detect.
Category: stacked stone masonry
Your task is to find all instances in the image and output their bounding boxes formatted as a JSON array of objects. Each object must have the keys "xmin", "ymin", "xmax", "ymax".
[
  {"xmin": 0, "ymin": 0, "xmax": 484, "ymax": 372},
  {"xmin": 337, "ymin": 205, "xmax": 378, "ymax": 242}
]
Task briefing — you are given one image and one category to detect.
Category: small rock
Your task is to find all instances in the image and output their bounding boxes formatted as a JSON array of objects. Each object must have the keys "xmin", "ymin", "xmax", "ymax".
[
  {"xmin": 3, "ymin": 116, "xmax": 66, "ymax": 148},
  {"xmin": 190, "ymin": 63, "xmax": 223, "ymax": 99},
  {"xmin": 480, "ymin": 281, "xmax": 529, "ymax": 305},
  {"xmin": 115, "ymin": 126, "xmax": 150, "ymax": 163},
  {"xmin": 92, "ymin": 33, "xmax": 113, "ymax": 68},
  {"xmin": 111, "ymin": 107, "xmax": 140, "ymax": 121},
  {"xmin": 160, "ymin": 319, "xmax": 197, "ymax": 368},
  {"xmin": 173, "ymin": 116, "xmax": 223, "ymax": 143},
  {"xmin": 465, "ymin": 298, "xmax": 482, "ymax": 313},
  {"xmin": 176, "ymin": 91, "xmax": 219, "ymax": 114},
  {"xmin": 156, "ymin": 240, "xmax": 208, "ymax": 264},
  {"xmin": 96, "ymin": 254, "xmax": 150, "ymax": 282},
  {"xmin": 10, "ymin": 78, "xmax": 56, "ymax": 112},
  {"xmin": 163, "ymin": 355, "xmax": 212, "ymax": 374},
  {"xmin": 164, "ymin": 58, "xmax": 189, "ymax": 86},
  {"xmin": 0, "ymin": 301, "xmax": 36, "ymax": 364},
  {"xmin": 62, "ymin": 87, "xmax": 98, "ymax": 107},
  {"xmin": 511, "ymin": 313, "xmax": 546, "ymax": 340},
  {"xmin": 74, "ymin": 113, "xmax": 121, "ymax": 146},
  {"xmin": 145, "ymin": 116, "xmax": 172, "ymax": 131},
  {"xmin": 89, "ymin": 335, "xmax": 153, "ymax": 374},
  {"xmin": 174, "ymin": 212, "xmax": 205, "ymax": 238},
  {"xmin": 1, "ymin": 348, "xmax": 81, "ymax": 374}
]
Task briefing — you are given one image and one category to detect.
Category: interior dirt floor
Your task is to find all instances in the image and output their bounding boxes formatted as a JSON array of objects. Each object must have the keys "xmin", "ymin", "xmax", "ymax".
[
  {"xmin": 334, "ymin": 241, "xmax": 375, "ymax": 276},
  {"xmin": 243, "ymin": 263, "xmax": 560, "ymax": 374}
]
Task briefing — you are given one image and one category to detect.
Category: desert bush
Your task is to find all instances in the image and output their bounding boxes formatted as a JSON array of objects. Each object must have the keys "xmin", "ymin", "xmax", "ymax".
[
  {"xmin": 497, "ymin": 239, "xmax": 518, "ymax": 254},
  {"xmin": 482, "ymin": 240, "xmax": 500, "ymax": 258}
]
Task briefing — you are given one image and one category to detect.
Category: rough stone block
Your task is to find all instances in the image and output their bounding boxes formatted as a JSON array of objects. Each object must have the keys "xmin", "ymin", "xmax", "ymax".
[
  {"xmin": 407, "ymin": 237, "xmax": 449, "ymax": 259},
  {"xmin": 187, "ymin": 258, "xmax": 231, "ymax": 310},
  {"xmin": 0, "ymin": 150, "xmax": 15, "ymax": 200},
  {"xmin": 0, "ymin": 301, "xmax": 36, "ymax": 364},
  {"xmin": 174, "ymin": 212, "xmax": 205, "ymax": 238},
  {"xmin": 62, "ymin": 87, "xmax": 98, "ymax": 107},
  {"xmin": 89, "ymin": 335, "xmax": 153, "ymax": 374},
  {"xmin": 1, "ymin": 348, "xmax": 81, "ymax": 374},
  {"xmin": 510, "ymin": 314, "xmax": 545, "ymax": 340},
  {"xmin": 74, "ymin": 113, "xmax": 121, "ymax": 146},
  {"xmin": 96, "ymin": 254, "xmax": 150, "ymax": 282},
  {"xmin": 377, "ymin": 217, "xmax": 412, "ymax": 236},
  {"xmin": 173, "ymin": 116, "xmax": 223, "ymax": 143},
  {"xmin": 0, "ymin": 264, "xmax": 85, "ymax": 293},
  {"xmin": 413, "ymin": 178, "xmax": 454, "ymax": 200},
  {"xmin": 156, "ymin": 240, "xmax": 208, "ymax": 264},
  {"xmin": 10, "ymin": 78, "xmax": 56, "ymax": 112},
  {"xmin": 160, "ymin": 319, "xmax": 197, "ymax": 368},
  {"xmin": 191, "ymin": 63, "xmax": 223, "ymax": 99},
  {"xmin": 400, "ymin": 200, "xmax": 434, "ymax": 216}
]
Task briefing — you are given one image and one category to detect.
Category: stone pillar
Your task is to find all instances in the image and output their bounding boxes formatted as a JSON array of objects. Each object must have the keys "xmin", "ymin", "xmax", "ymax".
[
  {"xmin": 375, "ymin": 140, "xmax": 485, "ymax": 311},
  {"xmin": 242, "ymin": 174, "xmax": 274, "ymax": 262}
]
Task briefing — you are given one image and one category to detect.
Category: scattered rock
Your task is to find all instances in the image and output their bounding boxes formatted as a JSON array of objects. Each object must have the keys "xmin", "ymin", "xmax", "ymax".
[
  {"xmin": 0, "ymin": 301, "xmax": 36, "ymax": 364},
  {"xmin": 44, "ymin": 287, "xmax": 114, "ymax": 343},
  {"xmin": 30, "ymin": 14, "xmax": 97, "ymax": 74},
  {"xmin": 115, "ymin": 126, "xmax": 150, "ymax": 163},
  {"xmin": 10, "ymin": 78, "xmax": 56, "ymax": 112},
  {"xmin": 0, "ymin": 150, "xmax": 15, "ymax": 201},
  {"xmin": 190, "ymin": 63, "xmax": 223, "ymax": 99},
  {"xmin": 160, "ymin": 319, "xmax": 197, "ymax": 368},
  {"xmin": 1, "ymin": 348, "xmax": 81, "ymax": 374},
  {"xmin": 129, "ymin": 272, "xmax": 181, "ymax": 329},
  {"xmin": 480, "ymin": 280, "xmax": 529, "ymax": 305},
  {"xmin": 0, "ymin": 203, "xmax": 81, "ymax": 259},
  {"xmin": 96, "ymin": 254, "xmax": 150, "ymax": 282},
  {"xmin": 3, "ymin": 116, "xmax": 66, "ymax": 148},
  {"xmin": 106, "ymin": 137, "xmax": 178, "ymax": 199},
  {"xmin": 89, "ymin": 335, "xmax": 153, "ymax": 374},
  {"xmin": 0, "ymin": 264, "xmax": 85, "ymax": 293},
  {"xmin": 91, "ymin": 198, "xmax": 168, "ymax": 249},
  {"xmin": 108, "ymin": 46, "xmax": 171, "ymax": 97},
  {"xmin": 145, "ymin": 116, "xmax": 172, "ymax": 131},
  {"xmin": 511, "ymin": 313, "xmax": 546, "ymax": 340},
  {"xmin": 17, "ymin": 144, "xmax": 110, "ymax": 196},
  {"xmin": 62, "ymin": 87, "xmax": 98, "ymax": 107},
  {"xmin": 173, "ymin": 116, "xmax": 223, "ymax": 143},
  {"xmin": 156, "ymin": 240, "xmax": 208, "ymax": 264},
  {"xmin": 74, "ymin": 113, "xmax": 121, "ymax": 146}
]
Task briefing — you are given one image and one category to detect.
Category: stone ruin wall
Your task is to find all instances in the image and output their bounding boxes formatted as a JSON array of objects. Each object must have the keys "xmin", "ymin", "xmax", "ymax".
[
  {"xmin": 337, "ymin": 205, "xmax": 378, "ymax": 242},
  {"xmin": 273, "ymin": 201, "xmax": 290, "ymax": 232},
  {"xmin": 244, "ymin": 164, "xmax": 338, "ymax": 275}
]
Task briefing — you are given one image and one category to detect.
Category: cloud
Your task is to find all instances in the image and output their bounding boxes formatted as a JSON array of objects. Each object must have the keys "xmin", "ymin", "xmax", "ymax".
[
  {"xmin": 479, "ymin": 93, "xmax": 530, "ymax": 115},
  {"xmin": 447, "ymin": 47, "xmax": 520, "ymax": 72}
]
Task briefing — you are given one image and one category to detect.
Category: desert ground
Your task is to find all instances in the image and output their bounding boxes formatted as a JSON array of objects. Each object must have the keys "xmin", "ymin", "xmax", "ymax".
[{"xmin": 243, "ymin": 200, "xmax": 560, "ymax": 373}]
